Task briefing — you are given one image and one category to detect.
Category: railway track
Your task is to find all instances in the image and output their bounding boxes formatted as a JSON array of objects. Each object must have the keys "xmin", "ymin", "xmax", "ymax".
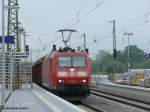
[
  {"xmin": 74, "ymin": 101, "xmax": 106, "ymax": 112},
  {"xmin": 90, "ymin": 88, "xmax": 150, "ymax": 111},
  {"xmin": 42, "ymin": 84, "xmax": 105, "ymax": 112},
  {"xmin": 80, "ymin": 102, "xmax": 106, "ymax": 112}
]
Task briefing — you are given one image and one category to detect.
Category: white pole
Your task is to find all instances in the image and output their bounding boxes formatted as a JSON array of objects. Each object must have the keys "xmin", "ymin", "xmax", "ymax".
[
  {"xmin": 10, "ymin": 47, "xmax": 13, "ymax": 94},
  {"xmin": 2, "ymin": 0, "xmax": 6, "ymax": 105},
  {"xmin": 23, "ymin": 31, "xmax": 26, "ymax": 52},
  {"xmin": 124, "ymin": 32, "xmax": 133, "ymax": 85},
  {"xmin": 30, "ymin": 49, "xmax": 33, "ymax": 89}
]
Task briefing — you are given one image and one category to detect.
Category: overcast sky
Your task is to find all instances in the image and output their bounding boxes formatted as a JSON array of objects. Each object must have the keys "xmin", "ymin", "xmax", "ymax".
[{"xmin": 1, "ymin": 0, "xmax": 150, "ymax": 58}]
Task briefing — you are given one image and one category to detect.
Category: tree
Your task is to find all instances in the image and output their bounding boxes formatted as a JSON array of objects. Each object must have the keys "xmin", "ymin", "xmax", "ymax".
[
  {"xmin": 92, "ymin": 50, "xmax": 113, "ymax": 74},
  {"xmin": 124, "ymin": 45, "xmax": 144, "ymax": 69},
  {"xmin": 92, "ymin": 45, "xmax": 149, "ymax": 74}
]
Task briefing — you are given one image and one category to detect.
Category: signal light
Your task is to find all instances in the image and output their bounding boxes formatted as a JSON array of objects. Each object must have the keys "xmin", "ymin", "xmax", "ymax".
[
  {"xmin": 53, "ymin": 44, "xmax": 56, "ymax": 51},
  {"xmin": 25, "ymin": 45, "xmax": 29, "ymax": 52},
  {"xmin": 113, "ymin": 49, "xmax": 117, "ymax": 58},
  {"xmin": 85, "ymin": 48, "xmax": 89, "ymax": 54}
]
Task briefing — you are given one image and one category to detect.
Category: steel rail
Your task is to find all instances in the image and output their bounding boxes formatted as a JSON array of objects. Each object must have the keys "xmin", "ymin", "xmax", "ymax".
[
  {"xmin": 80, "ymin": 102, "xmax": 106, "ymax": 112},
  {"xmin": 90, "ymin": 89, "xmax": 150, "ymax": 111}
]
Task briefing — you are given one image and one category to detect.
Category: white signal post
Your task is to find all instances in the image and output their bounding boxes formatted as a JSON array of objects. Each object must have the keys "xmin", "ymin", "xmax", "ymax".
[
  {"xmin": 124, "ymin": 32, "xmax": 134, "ymax": 84},
  {"xmin": 30, "ymin": 49, "xmax": 33, "ymax": 89}
]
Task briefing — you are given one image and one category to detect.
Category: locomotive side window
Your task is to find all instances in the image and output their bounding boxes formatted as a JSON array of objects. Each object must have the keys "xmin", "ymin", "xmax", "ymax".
[
  {"xmin": 58, "ymin": 57, "xmax": 71, "ymax": 67},
  {"xmin": 72, "ymin": 56, "xmax": 85, "ymax": 67}
]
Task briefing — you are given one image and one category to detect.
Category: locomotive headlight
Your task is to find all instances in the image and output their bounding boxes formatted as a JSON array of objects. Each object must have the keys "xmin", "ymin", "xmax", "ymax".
[
  {"xmin": 59, "ymin": 80, "xmax": 62, "ymax": 83},
  {"xmin": 58, "ymin": 80, "xmax": 64, "ymax": 83},
  {"xmin": 82, "ymin": 79, "xmax": 86, "ymax": 83},
  {"xmin": 77, "ymin": 71, "xmax": 87, "ymax": 77},
  {"xmin": 58, "ymin": 71, "xmax": 68, "ymax": 77},
  {"xmin": 70, "ymin": 68, "xmax": 75, "ymax": 72}
]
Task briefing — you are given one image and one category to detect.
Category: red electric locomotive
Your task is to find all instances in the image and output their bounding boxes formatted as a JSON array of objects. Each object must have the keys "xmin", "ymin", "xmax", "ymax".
[{"xmin": 32, "ymin": 29, "xmax": 91, "ymax": 100}]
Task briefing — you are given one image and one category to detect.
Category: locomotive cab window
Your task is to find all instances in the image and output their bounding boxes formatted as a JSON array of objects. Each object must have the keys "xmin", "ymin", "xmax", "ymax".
[
  {"xmin": 58, "ymin": 57, "xmax": 71, "ymax": 67},
  {"xmin": 72, "ymin": 56, "xmax": 85, "ymax": 67},
  {"xmin": 58, "ymin": 56, "xmax": 86, "ymax": 67}
]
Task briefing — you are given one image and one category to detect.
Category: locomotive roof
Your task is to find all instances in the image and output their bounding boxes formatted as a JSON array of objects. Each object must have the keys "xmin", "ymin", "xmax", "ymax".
[{"xmin": 50, "ymin": 51, "xmax": 89, "ymax": 57}]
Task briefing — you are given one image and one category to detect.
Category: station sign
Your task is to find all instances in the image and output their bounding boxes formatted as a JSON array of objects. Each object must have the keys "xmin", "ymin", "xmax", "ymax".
[
  {"xmin": 13, "ymin": 52, "xmax": 29, "ymax": 56},
  {"xmin": 0, "ymin": 52, "xmax": 29, "ymax": 59},
  {"xmin": 0, "ymin": 36, "xmax": 14, "ymax": 44},
  {"xmin": 13, "ymin": 55, "xmax": 28, "ymax": 59},
  {"xmin": 13, "ymin": 52, "xmax": 29, "ymax": 59}
]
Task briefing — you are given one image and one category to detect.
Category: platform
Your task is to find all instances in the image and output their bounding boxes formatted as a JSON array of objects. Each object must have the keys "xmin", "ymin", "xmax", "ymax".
[
  {"xmin": 2, "ymin": 83, "xmax": 86, "ymax": 112},
  {"xmin": 0, "ymin": 85, "xmax": 11, "ymax": 104},
  {"xmin": 91, "ymin": 75, "xmax": 150, "ymax": 91}
]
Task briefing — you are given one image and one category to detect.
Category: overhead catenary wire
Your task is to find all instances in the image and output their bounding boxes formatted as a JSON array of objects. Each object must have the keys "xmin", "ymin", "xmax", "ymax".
[
  {"xmin": 87, "ymin": 19, "xmax": 150, "ymax": 57},
  {"xmin": 65, "ymin": 0, "xmax": 89, "ymax": 28},
  {"xmin": 95, "ymin": 10, "xmax": 150, "ymax": 37},
  {"xmin": 117, "ymin": 11, "xmax": 150, "ymax": 35},
  {"xmin": 29, "ymin": 34, "xmax": 60, "ymax": 60},
  {"xmin": 92, "ymin": 11, "xmax": 150, "ymax": 45},
  {"xmin": 86, "ymin": 18, "xmax": 150, "ymax": 50},
  {"xmin": 30, "ymin": 36, "xmax": 41, "ymax": 47},
  {"xmin": 33, "ymin": 0, "xmax": 107, "ymax": 50},
  {"xmin": 78, "ymin": 0, "xmax": 89, "ymax": 13},
  {"xmin": 69, "ymin": 0, "xmax": 107, "ymax": 28}
]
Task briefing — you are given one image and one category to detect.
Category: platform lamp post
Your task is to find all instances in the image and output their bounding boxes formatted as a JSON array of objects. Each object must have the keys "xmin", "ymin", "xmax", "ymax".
[{"xmin": 123, "ymin": 32, "xmax": 134, "ymax": 85}]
